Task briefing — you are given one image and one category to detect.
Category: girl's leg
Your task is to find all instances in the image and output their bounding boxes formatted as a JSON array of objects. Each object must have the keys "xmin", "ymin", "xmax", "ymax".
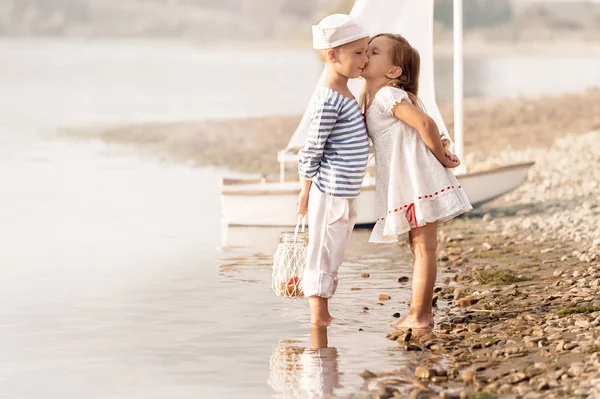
[{"xmin": 391, "ymin": 222, "xmax": 438, "ymax": 331}]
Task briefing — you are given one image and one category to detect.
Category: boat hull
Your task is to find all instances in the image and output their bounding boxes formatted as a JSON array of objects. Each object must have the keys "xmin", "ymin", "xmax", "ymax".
[{"xmin": 220, "ymin": 162, "xmax": 534, "ymax": 227}]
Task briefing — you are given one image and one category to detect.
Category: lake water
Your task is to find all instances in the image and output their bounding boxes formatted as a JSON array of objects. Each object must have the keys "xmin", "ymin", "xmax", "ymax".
[{"xmin": 0, "ymin": 39, "xmax": 598, "ymax": 398}]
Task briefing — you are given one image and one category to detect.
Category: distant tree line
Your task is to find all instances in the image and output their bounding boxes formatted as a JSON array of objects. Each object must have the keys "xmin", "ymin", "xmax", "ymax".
[{"xmin": 434, "ymin": 0, "xmax": 513, "ymax": 29}]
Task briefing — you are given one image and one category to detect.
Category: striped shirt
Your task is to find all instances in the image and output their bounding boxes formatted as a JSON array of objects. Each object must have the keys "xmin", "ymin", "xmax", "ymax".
[{"xmin": 298, "ymin": 87, "xmax": 369, "ymax": 198}]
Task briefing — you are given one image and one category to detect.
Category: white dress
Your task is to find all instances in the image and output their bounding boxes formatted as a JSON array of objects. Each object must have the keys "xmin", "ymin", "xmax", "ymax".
[{"xmin": 366, "ymin": 86, "xmax": 473, "ymax": 243}]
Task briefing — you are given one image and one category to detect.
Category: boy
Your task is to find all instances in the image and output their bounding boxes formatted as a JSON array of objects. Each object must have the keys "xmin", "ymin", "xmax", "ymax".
[{"xmin": 297, "ymin": 14, "xmax": 370, "ymax": 325}]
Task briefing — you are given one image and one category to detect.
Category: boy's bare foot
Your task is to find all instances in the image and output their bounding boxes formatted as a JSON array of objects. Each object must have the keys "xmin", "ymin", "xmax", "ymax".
[
  {"xmin": 309, "ymin": 296, "xmax": 333, "ymax": 326},
  {"xmin": 311, "ymin": 315, "xmax": 333, "ymax": 327}
]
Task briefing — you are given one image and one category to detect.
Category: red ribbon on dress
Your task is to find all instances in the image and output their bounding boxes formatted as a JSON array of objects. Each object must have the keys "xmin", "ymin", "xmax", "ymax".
[
  {"xmin": 406, "ymin": 203, "xmax": 418, "ymax": 235},
  {"xmin": 406, "ymin": 203, "xmax": 423, "ymax": 257}
]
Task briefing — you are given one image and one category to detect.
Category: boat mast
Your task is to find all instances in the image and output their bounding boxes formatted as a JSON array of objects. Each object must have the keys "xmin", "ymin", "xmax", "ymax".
[{"xmin": 454, "ymin": 0, "xmax": 465, "ymax": 174}]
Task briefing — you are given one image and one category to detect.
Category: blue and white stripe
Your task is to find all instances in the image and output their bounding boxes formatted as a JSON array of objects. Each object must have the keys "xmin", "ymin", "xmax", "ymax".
[{"xmin": 298, "ymin": 87, "xmax": 369, "ymax": 198}]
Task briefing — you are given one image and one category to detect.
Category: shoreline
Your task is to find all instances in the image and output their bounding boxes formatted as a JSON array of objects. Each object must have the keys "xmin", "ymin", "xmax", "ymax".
[{"xmin": 64, "ymin": 88, "xmax": 600, "ymax": 176}]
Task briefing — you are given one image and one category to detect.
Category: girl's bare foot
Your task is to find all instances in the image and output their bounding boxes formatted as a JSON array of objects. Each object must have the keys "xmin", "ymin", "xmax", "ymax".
[
  {"xmin": 390, "ymin": 313, "xmax": 432, "ymax": 332},
  {"xmin": 391, "ymin": 311, "xmax": 434, "ymax": 329}
]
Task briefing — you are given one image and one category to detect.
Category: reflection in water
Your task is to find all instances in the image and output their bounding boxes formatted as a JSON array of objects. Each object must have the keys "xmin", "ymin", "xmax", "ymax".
[
  {"xmin": 269, "ymin": 326, "xmax": 340, "ymax": 399},
  {"xmin": 302, "ymin": 325, "xmax": 341, "ymax": 398}
]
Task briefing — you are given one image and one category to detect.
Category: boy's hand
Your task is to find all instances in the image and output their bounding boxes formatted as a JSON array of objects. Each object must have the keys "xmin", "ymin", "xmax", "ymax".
[
  {"xmin": 296, "ymin": 189, "xmax": 309, "ymax": 217},
  {"xmin": 444, "ymin": 148, "xmax": 461, "ymax": 169}
]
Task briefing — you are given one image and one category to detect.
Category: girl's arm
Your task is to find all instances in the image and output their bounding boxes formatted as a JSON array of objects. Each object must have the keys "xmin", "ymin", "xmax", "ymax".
[{"xmin": 391, "ymin": 100, "xmax": 451, "ymax": 166}]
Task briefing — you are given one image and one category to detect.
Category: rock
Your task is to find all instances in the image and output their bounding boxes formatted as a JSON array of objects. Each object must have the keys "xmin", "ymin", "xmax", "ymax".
[
  {"xmin": 508, "ymin": 372, "xmax": 528, "ymax": 384},
  {"xmin": 351, "ymin": 287, "xmax": 362, "ymax": 291},
  {"xmin": 505, "ymin": 347, "xmax": 520, "ymax": 356},
  {"xmin": 574, "ymin": 320, "xmax": 590, "ymax": 328},
  {"xmin": 409, "ymin": 390, "xmax": 433, "ymax": 399},
  {"xmin": 460, "ymin": 369, "xmax": 475, "ymax": 383},
  {"xmin": 376, "ymin": 386, "xmax": 400, "ymax": 399},
  {"xmin": 386, "ymin": 331, "xmax": 403, "ymax": 341},
  {"xmin": 564, "ymin": 342, "xmax": 579, "ymax": 350},
  {"xmin": 482, "ymin": 242, "xmax": 493, "ymax": 251},
  {"xmin": 361, "ymin": 273, "xmax": 370, "ymax": 278},
  {"xmin": 553, "ymin": 269, "xmax": 564, "ymax": 277},
  {"xmin": 415, "ymin": 366, "xmax": 436, "ymax": 380},
  {"xmin": 397, "ymin": 276, "xmax": 409, "ymax": 283},
  {"xmin": 380, "ymin": 378, "xmax": 410, "ymax": 386},
  {"xmin": 418, "ymin": 333, "xmax": 437, "ymax": 343},
  {"xmin": 360, "ymin": 369, "xmax": 377, "ymax": 379},
  {"xmin": 447, "ymin": 247, "xmax": 463, "ymax": 255},
  {"xmin": 405, "ymin": 344, "xmax": 423, "ymax": 351},
  {"xmin": 363, "ymin": 306, "xmax": 370, "ymax": 311},
  {"xmin": 379, "ymin": 294, "xmax": 391, "ymax": 301},
  {"xmin": 392, "ymin": 312, "xmax": 401, "ymax": 318},
  {"xmin": 455, "ymin": 296, "xmax": 479, "ymax": 307},
  {"xmin": 446, "ymin": 234, "xmax": 464, "ymax": 243},
  {"xmin": 468, "ymin": 323, "xmax": 481, "ymax": 333},
  {"xmin": 568, "ymin": 364, "xmax": 585, "ymax": 377},
  {"xmin": 536, "ymin": 380, "xmax": 550, "ymax": 391},
  {"xmin": 440, "ymin": 391, "xmax": 460, "ymax": 399},
  {"xmin": 525, "ymin": 314, "xmax": 542, "ymax": 322}
]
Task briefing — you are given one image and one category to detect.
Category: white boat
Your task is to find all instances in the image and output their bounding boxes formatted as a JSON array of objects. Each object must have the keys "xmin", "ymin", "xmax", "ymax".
[
  {"xmin": 221, "ymin": 162, "xmax": 534, "ymax": 227},
  {"xmin": 220, "ymin": 0, "xmax": 534, "ymax": 227}
]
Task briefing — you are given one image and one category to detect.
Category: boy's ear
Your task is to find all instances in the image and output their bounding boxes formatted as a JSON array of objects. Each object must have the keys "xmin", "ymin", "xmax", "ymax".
[
  {"xmin": 327, "ymin": 48, "xmax": 338, "ymax": 63},
  {"xmin": 386, "ymin": 66, "xmax": 402, "ymax": 79}
]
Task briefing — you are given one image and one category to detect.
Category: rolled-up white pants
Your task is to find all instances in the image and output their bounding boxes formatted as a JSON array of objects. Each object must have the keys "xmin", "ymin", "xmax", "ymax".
[{"xmin": 302, "ymin": 184, "xmax": 358, "ymax": 298}]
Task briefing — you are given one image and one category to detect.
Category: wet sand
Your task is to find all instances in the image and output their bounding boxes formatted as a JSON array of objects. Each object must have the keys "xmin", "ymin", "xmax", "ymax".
[{"xmin": 67, "ymin": 88, "xmax": 600, "ymax": 175}]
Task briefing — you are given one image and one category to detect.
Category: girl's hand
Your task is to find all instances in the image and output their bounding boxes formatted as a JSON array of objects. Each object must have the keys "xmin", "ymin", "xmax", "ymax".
[
  {"xmin": 444, "ymin": 148, "xmax": 461, "ymax": 169},
  {"xmin": 296, "ymin": 190, "xmax": 309, "ymax": 217}
]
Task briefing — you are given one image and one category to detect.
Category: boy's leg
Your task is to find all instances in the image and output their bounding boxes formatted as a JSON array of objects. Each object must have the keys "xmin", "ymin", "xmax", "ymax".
[
  {"xmin": 391, "ymin": 222, "xmax": 438, "ymax": 331},
  {"xmin": 303, "ymin": 186, "xmax": 352, "ymax": 325}
]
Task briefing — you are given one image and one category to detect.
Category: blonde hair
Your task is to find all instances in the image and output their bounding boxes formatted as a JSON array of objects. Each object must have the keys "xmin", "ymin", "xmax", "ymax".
[{"xmin": 361, "ymin": 33, "xmax": 424, "ymax": 112}]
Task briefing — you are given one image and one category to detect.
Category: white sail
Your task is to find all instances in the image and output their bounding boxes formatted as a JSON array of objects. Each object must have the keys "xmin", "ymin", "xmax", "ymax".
[{"xmin": 283, "ymin": 0, "xmax": 446, "ymax": 153}]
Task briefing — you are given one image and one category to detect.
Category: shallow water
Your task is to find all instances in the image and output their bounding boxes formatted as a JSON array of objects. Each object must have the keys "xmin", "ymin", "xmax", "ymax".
[
  {"xmin": 0, "ymin": 39, "xmax": 597, "ymax": 398},
  {"xmin": 0, "ymin": 39, "xmax": 421, "ymax": 399}
]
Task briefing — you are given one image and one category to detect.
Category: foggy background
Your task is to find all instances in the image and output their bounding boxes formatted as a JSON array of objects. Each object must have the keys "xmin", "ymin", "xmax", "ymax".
[{"xmin": 2, "ymin": 0, "xmax": 599, "ymax": 44}]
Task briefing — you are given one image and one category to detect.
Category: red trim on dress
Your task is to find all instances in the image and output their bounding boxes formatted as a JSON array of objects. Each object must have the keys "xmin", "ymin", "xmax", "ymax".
[{"xmin": 376, "ymin": 185, "xmax": 464, "ymax": 224}]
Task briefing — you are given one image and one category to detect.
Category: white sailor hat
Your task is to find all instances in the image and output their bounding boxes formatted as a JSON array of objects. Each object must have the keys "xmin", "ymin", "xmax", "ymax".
[{"xmin": 312, "ymin": 14, "xmax": 369, "ymax": 50}]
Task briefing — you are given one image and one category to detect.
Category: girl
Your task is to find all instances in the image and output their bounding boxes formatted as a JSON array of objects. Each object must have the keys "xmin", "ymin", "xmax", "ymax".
[{"xmin": 361, "ymin": 33, "xmax": 472, "ymax": 331}]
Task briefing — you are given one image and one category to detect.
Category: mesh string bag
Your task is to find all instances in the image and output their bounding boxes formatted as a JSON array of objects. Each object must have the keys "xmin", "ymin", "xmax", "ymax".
[{"xmin": 272, "ymin": 217, "xmax": 307, "ymax": 298}]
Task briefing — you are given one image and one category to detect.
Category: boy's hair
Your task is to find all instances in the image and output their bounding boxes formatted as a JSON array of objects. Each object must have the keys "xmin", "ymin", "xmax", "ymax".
[{"xmin": 362, "ymin": 33, "xmax": 424, "ymax": 112}]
